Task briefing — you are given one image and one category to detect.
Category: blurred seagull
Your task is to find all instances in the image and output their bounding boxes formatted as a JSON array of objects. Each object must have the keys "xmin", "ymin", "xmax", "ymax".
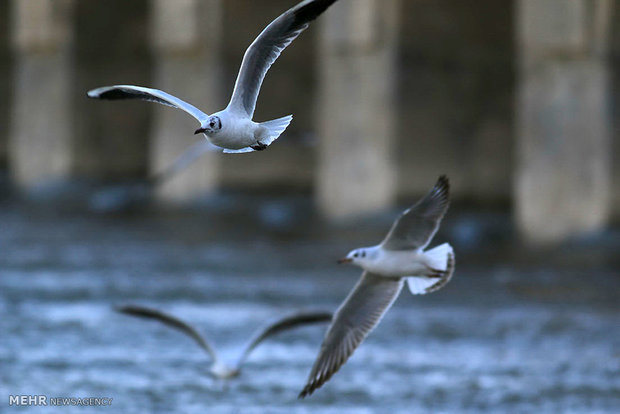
[
  {"xmin": 299, "ymin": 176, "xmax": 455, "ymax": 398},
  {"xmin": 116, "ymin": 305, "xmax": 332, "ymax": 379},
  {"xmin": 88, "ymin": 0, "xmax": 339, "ymax": 154}
]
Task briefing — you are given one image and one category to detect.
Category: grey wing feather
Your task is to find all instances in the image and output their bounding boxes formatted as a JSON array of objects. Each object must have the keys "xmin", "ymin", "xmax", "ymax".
[
  {"xmin": 299, "ymin": 273, "xmax": 403, "ymax": 398},
  {"xmin": 236, "ymin": 311, "xmax": 333, "ymax": 368},
  {"xmin": 115, "ymin": 305, "xmax": 219, "ymax": 363},
  {"xmin": 381, "ymin": 175, "xmax": 450, "ymax": 251},
  {"xmin": 88, "ymin": 85, "xmax": 208, "ymax": 123},
  {"xmin": 149, "ymin": 140, "xmax": 219, "ymax": 186},
  {"xmin": 227, "ymin": 0, "xmax": 338, "ymax": 117}
]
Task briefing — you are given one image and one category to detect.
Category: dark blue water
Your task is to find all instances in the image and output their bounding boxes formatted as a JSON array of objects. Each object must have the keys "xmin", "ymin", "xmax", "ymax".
[{"xmin": 1, "ymin": 200, "xmax": 618, "ymax": 413}]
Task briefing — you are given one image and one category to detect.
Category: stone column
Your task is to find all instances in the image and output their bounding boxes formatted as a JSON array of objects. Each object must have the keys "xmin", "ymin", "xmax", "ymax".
[
  {"xmin": 150, "ymin": 0, "xmax": 221, "ymax": 202},
  {"xmin": 0, "ymin": 0, "xmax": 11, "ymax": 172},
  {"xmin": 316, "ymin": 0, "xmax": 400, "ymax": 220},
  {"xmin": 612, "ymin": 0, "xmax": 620, "ymax": 221},
  {"xmin": 9, "ymin": 0, "xmax": 75, "ymax": 188},
  {"xmin": 516, "ymin": 0, "xmax": 613, "ymax": 244},
  {"xmin": 73, "ymin": 0, "xmax": 151, "ymax": 181}
]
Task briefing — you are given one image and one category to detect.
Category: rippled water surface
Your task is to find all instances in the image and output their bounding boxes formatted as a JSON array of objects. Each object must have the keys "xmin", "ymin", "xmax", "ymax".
[{"xmin": 1, "ymin": 201, "xmax": 619, "ymax": 413}]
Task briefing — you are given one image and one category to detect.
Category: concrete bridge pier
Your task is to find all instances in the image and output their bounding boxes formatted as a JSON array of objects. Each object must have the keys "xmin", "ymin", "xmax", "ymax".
[
  {"xmin": 515, "ymin": 0, "xmax": 614, "ymax": 244},
  {"xmin": 150, "ymin": 0, "xmax": 222, "ymax": 202},
  {"xmin": 315, "ymin": 0, "xmax": 400, "ymax": 220},
  {"xmin": 0, "ymin": 1, "xmax": 10, "ymax": 173},
  {"xmin": 9, "ymin": 0, "xmax": 75, "ymax": 189}
]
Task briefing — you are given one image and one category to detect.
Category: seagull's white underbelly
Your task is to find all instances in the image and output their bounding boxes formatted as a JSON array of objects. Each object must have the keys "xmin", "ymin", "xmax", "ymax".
[
  {"xmin": 364, "ymin": 250, "xmax": 430, "ymax": 277},
  {"xmin": 209, "ymin": 360, "xmax": 240, "ymax": 379},
  {"xmin": 208, "ymin": 117, "xmax": 259, "ymax": 150}
]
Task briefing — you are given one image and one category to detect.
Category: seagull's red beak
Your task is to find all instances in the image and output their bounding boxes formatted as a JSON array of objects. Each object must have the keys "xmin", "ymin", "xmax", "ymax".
[
  {"xmin": 194, "ymin": 127, "xmax": 207, "ymax": 135},
  {"xmin": 337, "ymin": 257, "xmax": 352, "ymax": 264}
]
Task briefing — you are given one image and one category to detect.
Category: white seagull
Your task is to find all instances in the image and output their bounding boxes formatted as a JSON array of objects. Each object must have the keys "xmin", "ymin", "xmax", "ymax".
[
  {"xmin": 299, "ymin": 175, "xmax": 455, "ymax": 398},
  {"xmin": 88, "ymin": 0, "xmax": 339, "ymax": 154},
  {"xmin": 116, "ymin": 305, "xmax": 332, "ymax": 379}
]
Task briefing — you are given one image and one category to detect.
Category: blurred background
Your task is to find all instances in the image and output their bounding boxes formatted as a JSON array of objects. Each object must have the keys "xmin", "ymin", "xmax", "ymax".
[{"xmin": 0, "ymin": 1, "xmax": 618, "ymax": 413}]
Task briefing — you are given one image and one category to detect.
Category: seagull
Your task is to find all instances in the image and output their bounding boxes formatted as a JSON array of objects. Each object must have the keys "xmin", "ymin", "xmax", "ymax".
[
  {"xmin": 89, "ymin": 139, "xmax": 214, "ymax": 212},
  {"xmin": 299, "ymin": 176, "xmax": 455, "ymax": 398},
  {"xmin": 116, "ymin": 304, "xmax": 333, "ymax": 379},
  {"xmin": 87, "ymin": 0, "xmax": 339, "ymax": 154}
]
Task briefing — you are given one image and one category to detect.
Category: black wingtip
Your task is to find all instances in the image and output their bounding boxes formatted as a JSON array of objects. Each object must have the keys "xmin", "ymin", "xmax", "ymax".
[
  {"xmin": 113, "ymin": 304, "xmax": 136, "ymax": 315},
  {"xmin": 437, "ymin": 174, "xmax": 449, "ymax": 188},
  {"xmin": 298, "ymin": 386, "xmax": 313, "ymax": 399},
  {"xmin": 114, "ymin": 304, "xmax": 159, "ymax": 318},
  {"xmin": 434, "ymin": 175, "xmax": 450, "ymax": 196},
  {"xmin": 114, "ymin": 304, "xmax": 136, "ymax": 314},
  {"xmin": 293, "ymin": 0, "xmax": 339, "ymax": 26},
  {"xmin": 94, "ymin": 88, "xmax": 126, "ymax": 100},
  {"xmin": 298, "ymin": 372, "xmax": 331, "ymax": 399}
]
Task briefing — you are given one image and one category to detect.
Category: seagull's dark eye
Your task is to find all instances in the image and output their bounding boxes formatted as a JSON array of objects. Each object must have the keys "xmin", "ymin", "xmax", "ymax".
[
  {"xmin": 353, "ymin": 253, "xmax": 358, "ymax": 258},
  {"xmin": 210, "ymin": 121, "xmax": 215, "ymax": 127}
]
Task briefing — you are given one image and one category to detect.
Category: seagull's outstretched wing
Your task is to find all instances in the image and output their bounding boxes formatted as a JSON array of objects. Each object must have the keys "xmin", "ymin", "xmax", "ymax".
[
  {"xmin": 88, "ymin": 85, "xmax": 209, "ymax": 123},
  {"xmin": 227, "ymin": 0, "xmax": 338, "ymax": 117},
  {"xmin": 299, "ymin": 273, "xmax": 403, "ymax": 398},
  {"xmin": 235, "ymin": 311, "xmax": 333, "ymax": 368},
  {"xmin": 115, "ymin": 305, "xmax": 219, "ymax": 362},
  {"xmin": 88, "ymin": 140, "xmax": 217, "ymax": 213},
  {"xmin": 150, "ymin": 139, "xmax": 219, "ymax": 186},
  {"xmin": 381, "ymin": 175, "xmax": 450, "ymax": 251}
]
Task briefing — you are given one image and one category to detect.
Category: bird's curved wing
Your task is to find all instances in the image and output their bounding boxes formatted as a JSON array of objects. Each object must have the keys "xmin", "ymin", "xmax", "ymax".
[
  {"xmin": 235, "ymin": 311, "xmax": 333, "ymax": 368},
  {"xmin": 227, "ymin": 0, "xmax": 338, "ymax": 117},
  {"xmin": 88, "ymin": 85, "xmax": 209, "ymax": 123},
  {"xmin": 381, "ymin": 175, "xmax": 450, "ymax": 251},
  {"xmin": 115, "ymin": 305, "xmax": 219, "ymax": 363},
  {"xmin": 149, "ymin": 139, "xmax": 219, "ymax": 186},
  {"xmin": 299, "ymin": 273, "xmax": 403, "ymax": 398}
]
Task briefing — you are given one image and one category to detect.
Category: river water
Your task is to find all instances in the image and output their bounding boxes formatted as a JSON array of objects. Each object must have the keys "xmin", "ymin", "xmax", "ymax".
[{"xmin": 1, "ymin": 196, "xmax": 618, "ymax": 413}]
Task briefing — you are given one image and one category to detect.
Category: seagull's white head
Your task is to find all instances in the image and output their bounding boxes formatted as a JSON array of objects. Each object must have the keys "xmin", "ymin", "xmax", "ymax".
[
  {"xmin": 195, "ymin": 116, "xmax": 222, "ymax": 136},
  {"xmin": 338, "ymin": 247, "xmax": 378, "ymax": 267}
]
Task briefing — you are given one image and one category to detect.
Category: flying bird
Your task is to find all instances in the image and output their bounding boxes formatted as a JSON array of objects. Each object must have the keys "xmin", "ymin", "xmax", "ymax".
[
  {"xmin": 299, "ymin": 175, "xmax": 455, "ymax": 398},
  {"xmin": 88, "ymin": 0, "xmax": 339, "ymax": 154},
  {"xmin": 116, "ymin": 304, "xmax": 332, "ymax": 379}
]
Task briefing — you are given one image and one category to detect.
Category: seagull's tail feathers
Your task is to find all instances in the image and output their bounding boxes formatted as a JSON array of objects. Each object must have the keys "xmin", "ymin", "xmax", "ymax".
[
  {"xmin": 424, "ymin": 243, "xmax": 453, "ymax": 272},
  {"xmin": 260, "ymin": 115, "xmax": 293, "ymax": 146},
  {"xmin": 406, "ymin": 243, "xmax": 455, "ymax": 295}
]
